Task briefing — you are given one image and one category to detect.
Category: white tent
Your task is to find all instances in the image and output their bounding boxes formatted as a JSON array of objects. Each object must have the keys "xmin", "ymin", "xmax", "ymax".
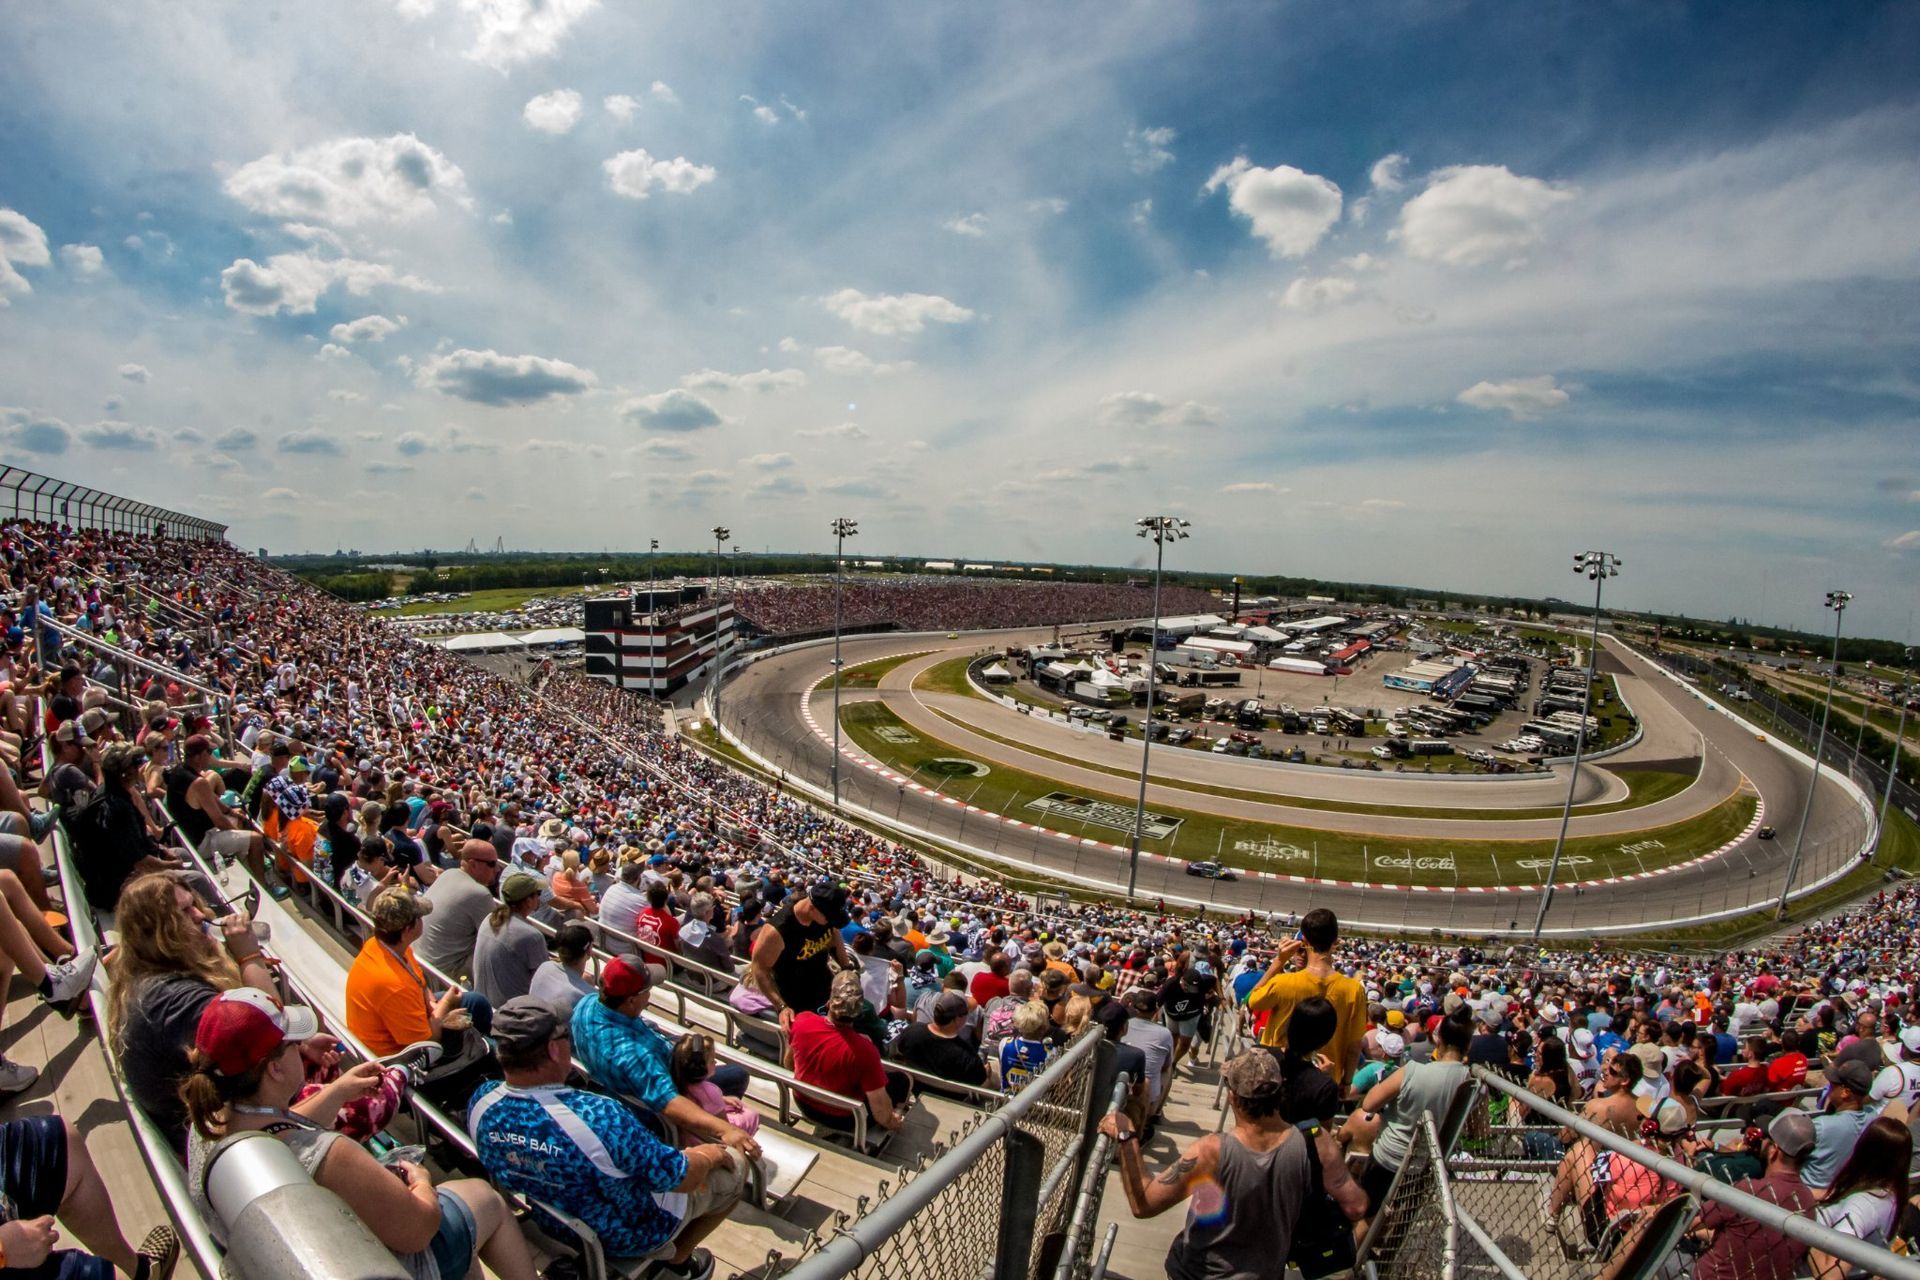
[
  {"xmin": 517, "ymin": 627, "xmax": 586, "ymax": 646},
  {"xmin": 981, "ymin": 662, "xmax": 1013, "ymax": 682},
  {"xmin": 435, "ymin": 631, "xmax": 520, "ymax": 652}
]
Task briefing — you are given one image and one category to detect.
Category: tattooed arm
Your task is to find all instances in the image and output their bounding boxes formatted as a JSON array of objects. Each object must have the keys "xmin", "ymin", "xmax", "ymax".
[{"xmin": 1100, "ymin": 1113, "xmax": 1218, "ymax": 1219}]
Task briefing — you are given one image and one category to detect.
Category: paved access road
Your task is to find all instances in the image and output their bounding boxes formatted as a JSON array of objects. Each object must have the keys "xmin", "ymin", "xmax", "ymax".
[{"xmin": 715, "ymin": 628, "xmax": 1872, "ymax": 935}]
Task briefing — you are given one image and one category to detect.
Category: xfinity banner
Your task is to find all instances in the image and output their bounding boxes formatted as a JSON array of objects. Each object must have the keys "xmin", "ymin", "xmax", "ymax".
[{"xmin": 1026, "ymin": 791, "xmax": 1183, "ymax": 840}]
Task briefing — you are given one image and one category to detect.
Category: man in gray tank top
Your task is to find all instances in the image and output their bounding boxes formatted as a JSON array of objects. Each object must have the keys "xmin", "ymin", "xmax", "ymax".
[{"xmin": 1100, "ymin": 1049, "xmax": 1366, "ymax": 1279}]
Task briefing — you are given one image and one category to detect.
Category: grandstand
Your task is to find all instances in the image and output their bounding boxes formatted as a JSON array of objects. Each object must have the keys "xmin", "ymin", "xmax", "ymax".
[{"xmin": 9, "ymin": 466, "xmax": 1920, "ymax": 1280}]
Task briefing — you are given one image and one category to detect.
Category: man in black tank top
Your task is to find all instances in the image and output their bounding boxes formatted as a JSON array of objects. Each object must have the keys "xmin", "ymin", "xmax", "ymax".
[
  {"xmin": 1101, "ymin": 1050, "xmax": 1367, "ymax": 1280},
  {"xmin": 164, "ymin": 734, "xmax": 279, "ymax": 891},
  {"xmin": 746, "ymin": 881, "xmax": 851, "ymax": 1034}
]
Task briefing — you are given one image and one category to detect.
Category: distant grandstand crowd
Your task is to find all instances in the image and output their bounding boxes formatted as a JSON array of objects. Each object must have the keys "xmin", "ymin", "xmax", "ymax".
[
  {"xmin": 11, "ymin": 515, "xmax": 1920, "ymax": 1277},
  {"xmin": 731, "ymin": 577, "xmax": 1217, "ymax": 637}
]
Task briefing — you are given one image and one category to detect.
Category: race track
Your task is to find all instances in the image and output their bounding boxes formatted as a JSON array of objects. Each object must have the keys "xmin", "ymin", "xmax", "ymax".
[{"xmin": 712, "ymin": 628, "xmax": 1873, "ymax": 936}]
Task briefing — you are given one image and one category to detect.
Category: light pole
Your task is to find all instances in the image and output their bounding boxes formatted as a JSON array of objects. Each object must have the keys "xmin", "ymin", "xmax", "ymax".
[
  {"xmin": 708, "ymin": 525, "xmax": 730, "ymax": 723},
  {"xmin": 1531, "ymin": 550, "xmax": 1620, "ymax": 941},
  {"xmin": 647, "ymin": 538, "xmax": 659, "ymax": 594},
  {"xmin": 1126, "ymin": 515, "xmax": 1190, "ymax": 900},
  {"xmin": 1778, "ymin": 590, "xmax": 1851, "ymax": 914},
  {"xmin": 829, "ymin": 517, "xmax": 858, "ymax": 807},
  {"xmin": 1870, "ymin": 645, "xmax": 1911, "ymax": 867}
]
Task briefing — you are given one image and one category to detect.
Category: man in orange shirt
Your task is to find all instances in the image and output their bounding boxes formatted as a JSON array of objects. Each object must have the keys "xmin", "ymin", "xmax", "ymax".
[
  {"xmin": 1245, "ymin": 908, "xmax": 1368, "ymax": 1086},
  {"xmin": 346, "ymin": 886, "xmax": 476, "ymax": 1055}
]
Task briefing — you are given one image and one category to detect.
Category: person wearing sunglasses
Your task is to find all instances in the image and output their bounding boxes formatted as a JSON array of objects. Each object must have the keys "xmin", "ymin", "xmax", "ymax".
[{"xmin": 413, "ymin": 839, "xmax": 502, "ymax": 983}]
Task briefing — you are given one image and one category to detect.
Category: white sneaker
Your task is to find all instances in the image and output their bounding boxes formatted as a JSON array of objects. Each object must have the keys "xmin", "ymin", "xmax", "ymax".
[
  {"xmin": 0, "ymin": 1058, "xmax": 39, "ymax": 1097},
  {"xmin": 43, "ymin": 947, "xmax": 98, "ymax": 1005}
]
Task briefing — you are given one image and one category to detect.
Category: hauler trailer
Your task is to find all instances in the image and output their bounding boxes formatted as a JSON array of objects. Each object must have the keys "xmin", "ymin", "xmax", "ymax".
[
  {"xmin": 1521, "ymin": 720, "xmax": 1580, "ymax": 749},
  {"xmin": 1407, "ymin": 738, "xmax": 1454, "ymax": 756},
  {"xmin": 1269, "ymin": 656, "xmax": 1329, "ymax": 676}
]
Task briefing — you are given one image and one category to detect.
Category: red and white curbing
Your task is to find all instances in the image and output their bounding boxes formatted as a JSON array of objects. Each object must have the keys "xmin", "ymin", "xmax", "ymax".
[{"xmin": 799, "ymin": 672, "xmax": 1766, "ymax": 896}]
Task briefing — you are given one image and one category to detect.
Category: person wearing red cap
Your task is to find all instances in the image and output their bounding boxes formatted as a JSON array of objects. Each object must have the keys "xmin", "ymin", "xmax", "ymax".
[{"xmin": 179, "ymin": 989, "xmax": 534, "ymax": 1280}]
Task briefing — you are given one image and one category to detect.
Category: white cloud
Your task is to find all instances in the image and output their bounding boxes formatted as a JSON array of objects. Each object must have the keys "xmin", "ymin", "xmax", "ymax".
[
  {"xmin": 458, "ymin": 0, "xmax": 600, "ymax": 71},
  {"xmin": 797, "ymin": 422, "xmax": 869, "ymax": 441},
  {"xmin": 117, "ymin": 363, "xmax": 151, "ymax": 383},
  {"xmin": 219, "ymin": 253, "xmax": 436, "ymax": 316},
  {"xmin": 277, "ymin": 429, "xmax": 343, "ymax": 455},
  {"xmin": 748, "ymin": 474, "xmax": 806, "ymax": 497},
  {"xmin": 59, "ymin": 243, "xmax": 104, "ymax": 275},
  {"xmin": 603, "ymin": 149, "xmax": 717, "ymax": 199},
  {"xmin": 261, "ymin": 487, "xmax": 301, "ymax": 503},
  {"xmin": 633, "ymin": 437, "xmax": 693, "ymax": 461},
  {"xmin": 1202, "ymin": 157, "xmax": 1343, "ymax": 258},
  {"xmin": 603, "ymin": 94, "xmax": 639, "ymax": 121},
  {"xmin": 327, "ymin": 388, "xmax": 365, "ymax": 402},
  {"xmin": 1395, "ymin": 164, "xmax": 1574, "ymax": 267},
  {"xmin": 740, "ymin": 95, "xmax": 780, "ymax": 126},
  {"xmin": 679, "ymin": 367, "xmax": 807, "ymax": 394},
  {"xmin": 1097, "ymin": 391, "xmax": 1222, "ymax": 429},
  {"xmin": 942, "ymin": 212, "xmax": 989, "ymax": 237},
  {"xmin": 820, "ymin": 477, "xmax": 886, "ymax": 498},
  {"xmin": 822, "ymin": 287, "xmax": 975, "ymax": 337},
  {"xmin": 742, "ymin": 451, "xmax": 794, "ymax": 469},
  {"xmin": 1221, "ymin": 481, "xmax": 1290, "ymax": 495},
  {"xmin": 812, "ymin": 346, "xmax": 914, "ymax": 377},
  {"xmin": 523, "ymin": 89, "xmax": 583, "ymax": 135},
  {"xmin": 1884, "ymin": 530, "xmax": 1920, "ymax": 552},
  {"xmin": 215, "ymin": 427, "xmax": 258, "ymax": 451},
  {"xmin": 1027, "ymin": 197, "xmax": 1070, "ymax": 216},
  {"xmin": 651, "ymin": 81, "xmax": 679, "ymax": 105},
  {"xmin": 365, "ymin": 460, "xmax": 415, "ymax": 475},
  {"xmin": 1, "ymin": 408, "xmax": 72, "ymax": 454},
  {"xmin": 317, "ymin": 343, "xmax": 354, "ymax": 361},
  {"xmin": 1339, "ymin": 252, "xmax": 1385, "ymax": 273},
  {"xmin": 620, "ymin": 389, "xmax": 722, "ymax": 431},
  {"xmin": 1456, "ymin": 374, "xmax": 1571, "ymax": 420},
  {"xmin": 224, "ymin": 135, "xmax": 471, "ymax": 227},
  {"xmin": 79, "ymin": 421, "xmax": 163, "ymax": 450},
  {"xmin": 1127, "ymin": 126, "xmax": 1177, "ymax": 174},
  {"xmin": 1278, "ymin": 276, "xmax": 1360, "ymax": 312},
  {"xmin": 0, "ymin": 208, "xmax": 51, "ymax": 305},
  {"xmin": 414, "ymin": 349, "xmax": 597, "ymax": 406},
  {"xmin": 1130, "ymin": 198, "xmax": 1153, "ymax": 226},
  {"xmin": 1369, "ymin": 153, "xmax": 1409, "ymax": 193},
  {"xmin": 329, "ymin": 314, "xmax": 405, "ymax": 344}
]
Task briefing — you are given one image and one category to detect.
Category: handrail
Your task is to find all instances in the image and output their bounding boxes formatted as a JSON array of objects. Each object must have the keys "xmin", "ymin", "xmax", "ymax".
[
  {"xmin": 1469, "ymin": 1066, "xmax": 1920, "ymax": 1280},
  {"xmin": 1452, "ymin": 1204, "xmax": 1528, "ymax": 1280}
]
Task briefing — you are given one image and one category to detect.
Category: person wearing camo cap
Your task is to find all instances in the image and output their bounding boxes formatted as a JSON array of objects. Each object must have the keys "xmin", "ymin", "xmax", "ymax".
[{"xmin": 1101, "ymin": 1049, "xmax": 1364, "ymax": 1279}]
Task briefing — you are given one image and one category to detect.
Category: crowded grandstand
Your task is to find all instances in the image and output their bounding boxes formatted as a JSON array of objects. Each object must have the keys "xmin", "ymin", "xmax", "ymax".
[{"xmin": 4, "ymin": 491, "xmax": 1919, "ymax": 1280}]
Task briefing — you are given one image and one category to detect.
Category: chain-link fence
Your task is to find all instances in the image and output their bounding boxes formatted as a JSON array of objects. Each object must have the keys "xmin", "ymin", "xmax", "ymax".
[
  {"xmin": 1453, "ymin": 1067, "xmax": 1920, "ymax": 1280},
  {"xmin": 1356, "ymin": 1113, "xmax": 1458, "ymax": 1279},
  {"xmin": 756, "ymin": 1028, "xmax": 1108, "ymax": 1280}
]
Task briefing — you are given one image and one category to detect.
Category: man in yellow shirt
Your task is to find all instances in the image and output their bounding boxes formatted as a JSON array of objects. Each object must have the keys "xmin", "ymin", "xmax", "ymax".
[{"xmin": 1245, "ymin": 908, "xmax": 1368, "ymax": 1086}]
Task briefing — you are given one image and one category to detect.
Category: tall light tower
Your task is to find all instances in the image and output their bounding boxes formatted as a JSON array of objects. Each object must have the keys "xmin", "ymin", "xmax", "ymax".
[
  {"xmin": 647, "ymin": 538, "xmax": 659, "ymax": 594},
  {"xmin": 1778, "ymin": 589, "xmax": 1851, "ymax": 913},
  {"xmin": 1531, "ymin": 550, "xmax": 1621, "ymax": 941},
  {"xmin": 1872, "ymin": 647, "xmax": 1914, "ymax": 866},
  {"xmin": 708, "ymin": 525, "xmax": 731, "ymax": 723},
  {"xmin": 829, "ymin": 517, "xmax": 858, "ymax": 806},
  {"xmin": 1126, "ymin": 515, "xmax": 1190, "ymax": 900}
]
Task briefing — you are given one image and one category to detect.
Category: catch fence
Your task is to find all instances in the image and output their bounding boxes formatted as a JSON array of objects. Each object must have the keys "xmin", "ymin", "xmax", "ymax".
[{"xmin": 0, "ymin": 464, "xmax": 227, "ymax": 539}]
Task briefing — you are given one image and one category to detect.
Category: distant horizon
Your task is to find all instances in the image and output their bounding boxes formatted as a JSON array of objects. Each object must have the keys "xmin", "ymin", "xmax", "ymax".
[{"xmin": 275, "ymin": 543, "xmax": 1916, "ymax": 648}]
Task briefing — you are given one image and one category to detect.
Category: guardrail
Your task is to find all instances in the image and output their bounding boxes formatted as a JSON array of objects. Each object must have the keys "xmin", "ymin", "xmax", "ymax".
[{"xmin": 0, "ymin": 466, "xmax": 226, "ymax": 539}]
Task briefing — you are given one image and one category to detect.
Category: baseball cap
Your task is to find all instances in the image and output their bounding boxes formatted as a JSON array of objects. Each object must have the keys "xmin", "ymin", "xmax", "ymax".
[
  {"xmin": 1901, "ymin": 1025, "xmax": 1920, "ymax": 1054},
  {"xmin": 1385, "ymin": 1009, "xmax": 1406, "ymax": 1029},
  {"xmin": 1221, "ymin": 1050, "xmax": 1284, "ymax": 1100},
  {"xmin": 1636, "ymin": 1094, "xmax": 1690, "ymax": 1137},
  {"xmin": 1831, "ymin": 1058, "xmax": 1875, "ymax": 1095},
  {"xmin": 368, "ymin": 886, "xmax": 433, "ymax": 933},
  {"xmin": 600, "ymin": 956, "xmax": 651, "ymax": 1000},
  {"xmin": 195, "ymin": 988, "xmax": 320, "ymax": 1077},
  {"xmin": 931, "ymin": 992, "xmax": 970, "ymax": 1024},
  {"xmin": 1767, "ymin": 1110, "xmax": 1817, "ymax": 1159},
  {"xmin": 826, "ymin": 969, "xmax": 865, "ymax": 1020},
  {"xmin": 288, "ymin": 755, "xmax": 312, "ymax": 774},
  {"xmin": 79, "ymin": 707, "xmax": 112, "ymax": 736},
  {"xmin": 1571, "ymin": 1028, "xmax": 1596, "ymax": 1058},
  {"xmin": 808, "ymin": 881, "xmax": 851, "ymax": 929},
  {"xmin": 184, "ymin": 733, "xmax": 214, "ymax": 756},
  {"xmin": 53, "ymin": 720, "xmax": 89, "ymax": 745},
  {"xmin": 1627, "ymin": 1043, "xmax": 1665, "ymax": 1078},
  {"xmin": 492, "ymin": 996, "xmax": 564, "ymax": 1060},
  {"xmin": 499, "ymin": 870, "xmax": 543, "ymax": 905},
  {"xmin": 1069, "ymin": 982, "xmax": 1105, "ymax": 999},
  {"xmin": 1377, "ymin": 1031, "xmax": 1406, "ymax": 1059}
]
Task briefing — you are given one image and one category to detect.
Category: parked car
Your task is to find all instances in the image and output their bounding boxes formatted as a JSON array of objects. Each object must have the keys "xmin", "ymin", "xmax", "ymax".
[
  {"xmin": 1068, "ymin": 706, "xmax": 1093, "ymax": 720},
  {"xmin": 1185, "ymin": 860, "xmax": 1238, "ymax": 880},
  {"xmin": 1169, "ymin": 727, "xmax": 1194, "ymax": 745}
]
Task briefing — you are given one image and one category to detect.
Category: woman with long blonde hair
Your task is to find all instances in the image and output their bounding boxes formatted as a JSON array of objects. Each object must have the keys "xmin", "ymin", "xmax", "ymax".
[{"xmin": 107, "ymin": 872, "xmax": 275, "ymax": 1149}]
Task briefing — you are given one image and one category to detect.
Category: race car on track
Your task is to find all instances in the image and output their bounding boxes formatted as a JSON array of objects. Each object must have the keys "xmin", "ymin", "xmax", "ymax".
[
  {"xmin": 1757, "ymin": 825, "xmax": 1776, "ymax": 840},
  {"xmin": 1185, "ymin": 860, "xmax": 1238, "ymax": 880}
]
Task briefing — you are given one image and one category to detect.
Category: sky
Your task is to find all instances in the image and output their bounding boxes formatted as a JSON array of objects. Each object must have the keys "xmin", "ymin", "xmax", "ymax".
[{"xmin": 1, "ymin": 1, "xmax": 1918, "ymax": 640}]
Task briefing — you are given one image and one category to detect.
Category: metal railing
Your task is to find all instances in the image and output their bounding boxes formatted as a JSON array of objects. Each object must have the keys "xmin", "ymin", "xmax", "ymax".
[
  {"xmin": 771, "ymin": 1028, "xmax": 1108, "ymax": 1280},
  {"xmin": 0, "ymin": 465, "xmax": 226, "ymax": 539},
  {"xmin": 1357, "ymin": 1113, "xmax": 1459, "ymax": 1279},
  {"xmin": 1456, "ymin": 1067, "xmax": 1920, "ymax": 1280}
]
